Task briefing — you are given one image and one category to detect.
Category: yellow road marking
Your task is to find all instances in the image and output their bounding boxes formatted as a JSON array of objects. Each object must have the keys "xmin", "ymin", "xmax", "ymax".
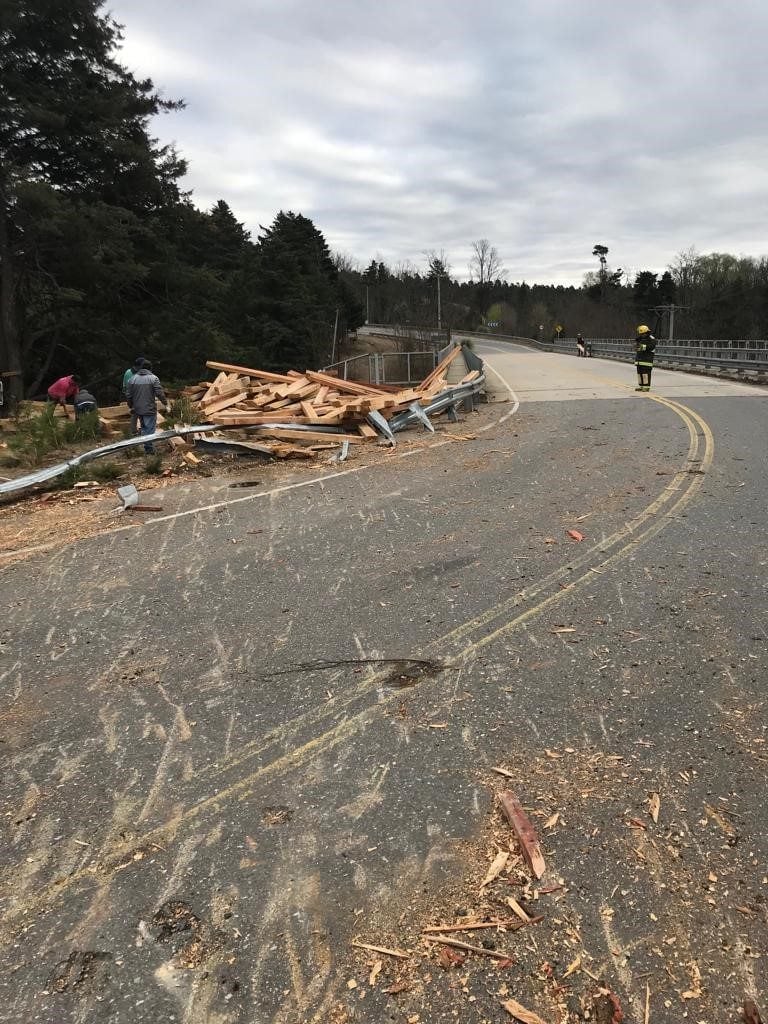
[{"xmin": 0, "ymin": 386, "xmax": 716, "ymax": 941}]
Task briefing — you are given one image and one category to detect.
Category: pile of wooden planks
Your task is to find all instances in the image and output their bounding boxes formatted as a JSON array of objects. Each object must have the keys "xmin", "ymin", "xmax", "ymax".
[{"xmin": 181, "ymin": 348, "xmax": 479, "ymax": 453}]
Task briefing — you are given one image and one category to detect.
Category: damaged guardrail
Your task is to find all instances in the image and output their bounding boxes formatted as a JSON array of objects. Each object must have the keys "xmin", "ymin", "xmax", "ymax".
[{"xmin": 0, "ymin": 367, "xmax": 487, "ymax": 498}]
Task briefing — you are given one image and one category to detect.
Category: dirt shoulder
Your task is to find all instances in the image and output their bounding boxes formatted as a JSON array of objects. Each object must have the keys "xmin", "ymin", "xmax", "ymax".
[{"xmin": 0, "ymin": 406, "xmax": 493, "ymax": 567}]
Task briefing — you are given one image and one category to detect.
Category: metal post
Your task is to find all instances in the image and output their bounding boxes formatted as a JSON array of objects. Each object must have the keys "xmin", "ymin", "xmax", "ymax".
[
  {"xmin": 407, "ymin": 352, "xmax": 411, "ymax": 383},
  {"xmin": 331, "ymin": 307, "xmax": 339, "ymax": 363},
  {"xmin": 668, "ymin": 305, "xmax": 675, "ymax": 342},
  {"xmin": 437, "ymin": 275, "xmax": 442, "ymax": 331},
  {"xmin": 366, "ymin": 286, "xmax": 370, "ymax": 324}
]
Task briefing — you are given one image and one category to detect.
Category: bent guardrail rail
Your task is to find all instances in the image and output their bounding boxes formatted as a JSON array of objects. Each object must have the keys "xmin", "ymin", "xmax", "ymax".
[
  {"xmin": 0, "ymin": 365, "xmax": 489, "ymax": 497},
  {"xmin": 552, "ymin": 337, "xmax": 768, "ymax": 373}
]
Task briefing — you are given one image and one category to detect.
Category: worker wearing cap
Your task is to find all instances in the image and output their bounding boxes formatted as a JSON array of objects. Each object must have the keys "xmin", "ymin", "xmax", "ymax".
[
  {"xmin": 635, "ymin": 325, "xmax": 656, "ymax": 391},
  {"xmin": 123, "ymin": 357, "xmax": 146, "ymax": 434},
  {"xmin": 125, "ymin": 360, "xmax": 169, "ymax": 455}
]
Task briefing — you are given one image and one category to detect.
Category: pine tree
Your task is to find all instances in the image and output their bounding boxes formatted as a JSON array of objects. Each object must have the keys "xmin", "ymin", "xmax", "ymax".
[
  {"xmin": 0, "ymin": 0, "xmax": 185, "ymax": 407},
  {"xmin": 239, "ymin": 212, "xmax": 360, "ymax": 371}
]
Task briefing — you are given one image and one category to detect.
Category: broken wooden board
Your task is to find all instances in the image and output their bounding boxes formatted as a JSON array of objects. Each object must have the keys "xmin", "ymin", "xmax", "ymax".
[
  {"xmin": 205, "ymin": 360, "xmax": 295, "ymax": 384},
  {"xmin": 255, "ymin": 428, "xmax": 364, "ymax": 444},
  {"xmin": 498, "ymin": 790, "xmax": 546, "ymax": 879},
  {"xmin": 502, "ymin": 998, "xmax": 549, "ymax": 1024}
]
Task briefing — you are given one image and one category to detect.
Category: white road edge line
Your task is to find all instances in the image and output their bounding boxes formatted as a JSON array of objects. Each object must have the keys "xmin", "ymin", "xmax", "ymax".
[
  {"xmin": 136, "ymin": 366, "xmax": 521, "ymax": 527},
  {"xmin": 0, "ymin": 359, "xmax": 523, "ymax": 558}
]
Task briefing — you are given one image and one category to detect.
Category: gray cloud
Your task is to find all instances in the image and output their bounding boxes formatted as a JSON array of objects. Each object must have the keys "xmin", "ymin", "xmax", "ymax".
[{"xmin": 108, "ymin": 0, "xmax": 768, "ymax": 283}]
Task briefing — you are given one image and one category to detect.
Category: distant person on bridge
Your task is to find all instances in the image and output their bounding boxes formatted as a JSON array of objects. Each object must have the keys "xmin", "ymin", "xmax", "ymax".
[
  {"xmin": 635, "ymin": 324, "xmax": 656, "ymax": 391},
  {"xmin": 576, "ymin": 333, "xmax": 586, "ymax": 357}
]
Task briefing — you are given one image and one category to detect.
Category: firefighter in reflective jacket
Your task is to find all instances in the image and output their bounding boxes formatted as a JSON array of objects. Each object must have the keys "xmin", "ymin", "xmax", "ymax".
[{"xmin": 635, "ymin": 324, "xmax": 656, "ymax": 391}]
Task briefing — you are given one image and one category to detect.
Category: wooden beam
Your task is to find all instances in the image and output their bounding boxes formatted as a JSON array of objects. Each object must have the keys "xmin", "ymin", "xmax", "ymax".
[{"xmin": 206, "ymin": 360, "xmax": 295, "ymax": 383}]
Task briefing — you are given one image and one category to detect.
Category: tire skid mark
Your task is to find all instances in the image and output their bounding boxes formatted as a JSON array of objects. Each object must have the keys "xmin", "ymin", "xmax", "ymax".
[
  {"xmin": 667, "ymin": 790, "xmax": 766, "ymax": 1004},
  {"xmin": 202, "ymin": 400, "xmax": 700, "ymax": 787},
  {"xmin": 137, "ymin": 696, "xmax": 193, "ymax": 824},
  {"xmin": 246, "ymin": 834, "xmax": 338, "ymax": 1022},
  {"xmin": 0, "ymin": 395, "xmax": 716, "ymax": 958}
]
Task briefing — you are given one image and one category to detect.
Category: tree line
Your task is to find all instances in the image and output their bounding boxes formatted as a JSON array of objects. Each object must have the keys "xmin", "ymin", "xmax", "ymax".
[
  {"xmin": 335, "ymin": 243, "xmax": 768, "ymax": 348},
  {"xmin": 0, "ymin": 0, "xmax": 362, "ymax": 411},
  {"xmin": 3, "ymin": 3, "xmax": 766, "ymax": 415}
]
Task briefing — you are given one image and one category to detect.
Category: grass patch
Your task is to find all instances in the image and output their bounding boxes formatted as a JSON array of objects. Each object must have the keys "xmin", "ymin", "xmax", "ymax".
[
  {"xmin": 144, "ymin": 454, "xmax": 163, "ymax": 475},
  {"xmin": 165, "ymin": 395, "xmax": 204, "ymax": 426},
  {"xmin": 50, "ymin": 466, "xmax": 82, "ymax": 490},
  {"xmin": 89, "ymin": 460, "xmax": 125, "ymax": 482},
  {"xmin": 8, "ymin": 406, "xmax": 101, "ymax": 466}
]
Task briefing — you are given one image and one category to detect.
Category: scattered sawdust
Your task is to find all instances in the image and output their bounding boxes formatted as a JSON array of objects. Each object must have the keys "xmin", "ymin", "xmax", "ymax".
[
  {"xmin": 0, "ymin": 411, "xmax": 493, "ymax": 567},
  {"xmin": 342, "ymin": 743, "xmax": 764, "ymax": 1022}
]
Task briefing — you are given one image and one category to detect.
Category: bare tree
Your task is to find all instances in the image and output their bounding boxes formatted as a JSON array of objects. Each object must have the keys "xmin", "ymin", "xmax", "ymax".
[
  {"xmin": 469, "ymin": 239, "xmax": 504, "ymax": 283},
  {"xmin": 331, "ymin": 250, "xmax": 360, "ymax": 273},
  {"xmin": 424, "ymin": 248, "xmax": 451, "ymax": 278}
]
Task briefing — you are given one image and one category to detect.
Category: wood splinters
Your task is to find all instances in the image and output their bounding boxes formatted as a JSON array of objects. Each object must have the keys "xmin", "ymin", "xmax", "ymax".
[
  {"xmin": 501, "ymin": 997, "xmax": 549, "ymax": 1024},
  {"xmin": 498, "ymin": 790, "xmax": 546, "ymax": 879},
  {"xmin": 350, "ymin": 940, "xmax": 410, "ymax": 960},
  {"xmin": 423, "ymin": 934, "xmax": 514, "ymax": 961}
]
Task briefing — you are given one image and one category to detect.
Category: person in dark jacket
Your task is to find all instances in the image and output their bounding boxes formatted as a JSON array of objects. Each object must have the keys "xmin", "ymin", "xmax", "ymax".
[
  {"xmin": 635, "ymin": 324, "xmax": 656, "ymax": 391},
  {"xmin": 125, "ymin": 362, "xmax": 169, "ymax": 454},
  {"xmin": 122, "ymin": 357, "xmax": 146, "ymax": 435},
  {"xmin": 576, "ymin": 333, "xmax": 586, "ymax": 357},
  {"xmin": 73, "ymin": 387, "xmax": 98, "ymax": 419}
]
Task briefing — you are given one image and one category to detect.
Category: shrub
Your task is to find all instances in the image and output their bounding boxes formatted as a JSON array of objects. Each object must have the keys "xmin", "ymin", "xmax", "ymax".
[
  {"xmin": 165, "ymin": 396, "xmax": 203, "ymax": 426},
  {"xmin": 90, "ymin": 460, "xmax": 124, "ymax": 482},
  {"xmin": 8, "ymin": 406, "xmax": 101, "ymax": 466}
]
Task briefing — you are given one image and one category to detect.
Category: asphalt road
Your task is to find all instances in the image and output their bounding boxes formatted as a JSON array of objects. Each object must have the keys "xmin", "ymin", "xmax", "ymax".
[{"xmin": 1, "ymin": 345, "xmax": 766, "ymax": 1024}]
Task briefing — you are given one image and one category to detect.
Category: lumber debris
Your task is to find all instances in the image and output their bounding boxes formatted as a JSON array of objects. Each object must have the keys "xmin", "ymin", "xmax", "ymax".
[
  {"xmin": 350, "ymin": 940, "xmax": 410, "ymax": 960},
  {"xmin": 422, "ymin": 918, "xmax": 525, "ymax": 934},
  {"xmin": 502, "ymin": 997, "xmax": 549, "ymax": 1024},
  {"xmin": 498, "ymin": 790, "xmax": 547, "ymax": 880},
  {"xmin": 744, "ymin": 999, "xmax": 763, "ymax": 1024},
  {"xmin": 422, "ymin": 933, "xmax": 514, "ymax": 961},
  {"xmin": 182, "ymin": 347, "xmax": 472, "ymax": 457}
]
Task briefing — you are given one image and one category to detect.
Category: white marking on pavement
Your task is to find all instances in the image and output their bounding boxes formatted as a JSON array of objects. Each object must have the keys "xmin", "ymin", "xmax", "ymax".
[{"xmin": 114, "ymin": 386, "xmax": 522, "ymax": 529}]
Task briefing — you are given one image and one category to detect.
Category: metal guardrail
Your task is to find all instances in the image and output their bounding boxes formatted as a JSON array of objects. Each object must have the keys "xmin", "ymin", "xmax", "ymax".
[
  {"xmin": 360, "ymin": 324, "xmax": 451, "ymax": 346},
  {"xmin": 324, "ymin": 350, "xmax": 439, "ymax": 385},
  {"xmin": 1, "ymin": 356, "xmax": 489, "ymax": 497},
  {"xmin": 551, "ymin": 337, "xmax": 768, "ymax": 372}
]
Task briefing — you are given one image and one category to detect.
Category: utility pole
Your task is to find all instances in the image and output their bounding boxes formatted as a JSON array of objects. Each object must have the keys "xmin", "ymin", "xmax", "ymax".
[
  {"xmin": 330, "ymin": 307, "xmax": 339, "ymax": 364},
  {"xmin": 437, "ymin": 274, "xmax": 442, "ymax": 332},
  {"xmin": 652, "ymin": 303, "xmax": 688, "ymax": 342},
  {"xmin": 365, "ymin": 286, "xmax": 370, "ymax": 325}
]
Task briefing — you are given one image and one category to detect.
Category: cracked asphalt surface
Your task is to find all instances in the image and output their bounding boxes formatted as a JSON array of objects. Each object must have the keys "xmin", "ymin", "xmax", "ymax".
[{"xmin": 0, "ymin": 345, "xmax": 766, "ymax": 1023}]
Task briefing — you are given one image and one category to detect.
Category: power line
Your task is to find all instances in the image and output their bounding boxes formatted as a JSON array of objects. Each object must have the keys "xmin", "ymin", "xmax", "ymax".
[{"xmin": 651, "ymin": 303, "xmax": 689, "ymax": 342}]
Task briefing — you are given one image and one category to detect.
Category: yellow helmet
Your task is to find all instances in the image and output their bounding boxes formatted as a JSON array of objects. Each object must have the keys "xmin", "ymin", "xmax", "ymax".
[{"xmin": 637, "ymin": 324, "xmax": 651, "ymax": 335}]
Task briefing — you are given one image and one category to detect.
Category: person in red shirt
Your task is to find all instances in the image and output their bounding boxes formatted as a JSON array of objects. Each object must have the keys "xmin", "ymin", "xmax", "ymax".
[{"xmin": 47, "ymin": 374, "xmax": 80, "ymax": 412}]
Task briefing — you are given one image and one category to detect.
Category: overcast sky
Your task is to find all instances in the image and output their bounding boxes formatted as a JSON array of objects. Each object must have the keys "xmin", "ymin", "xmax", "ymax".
[{"xmin": 109, "ymin": 0, "xmax": 768, "ymax": 284}]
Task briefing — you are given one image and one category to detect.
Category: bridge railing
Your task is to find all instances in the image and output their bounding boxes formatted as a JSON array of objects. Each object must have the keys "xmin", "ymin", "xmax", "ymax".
[
  {"xmin": 324, "ymin": 350, "xmax": 439, "ymax": 385},
  {"xmin": 552, "ymin": 337, "xmax": 768, "ymax": 371}
]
